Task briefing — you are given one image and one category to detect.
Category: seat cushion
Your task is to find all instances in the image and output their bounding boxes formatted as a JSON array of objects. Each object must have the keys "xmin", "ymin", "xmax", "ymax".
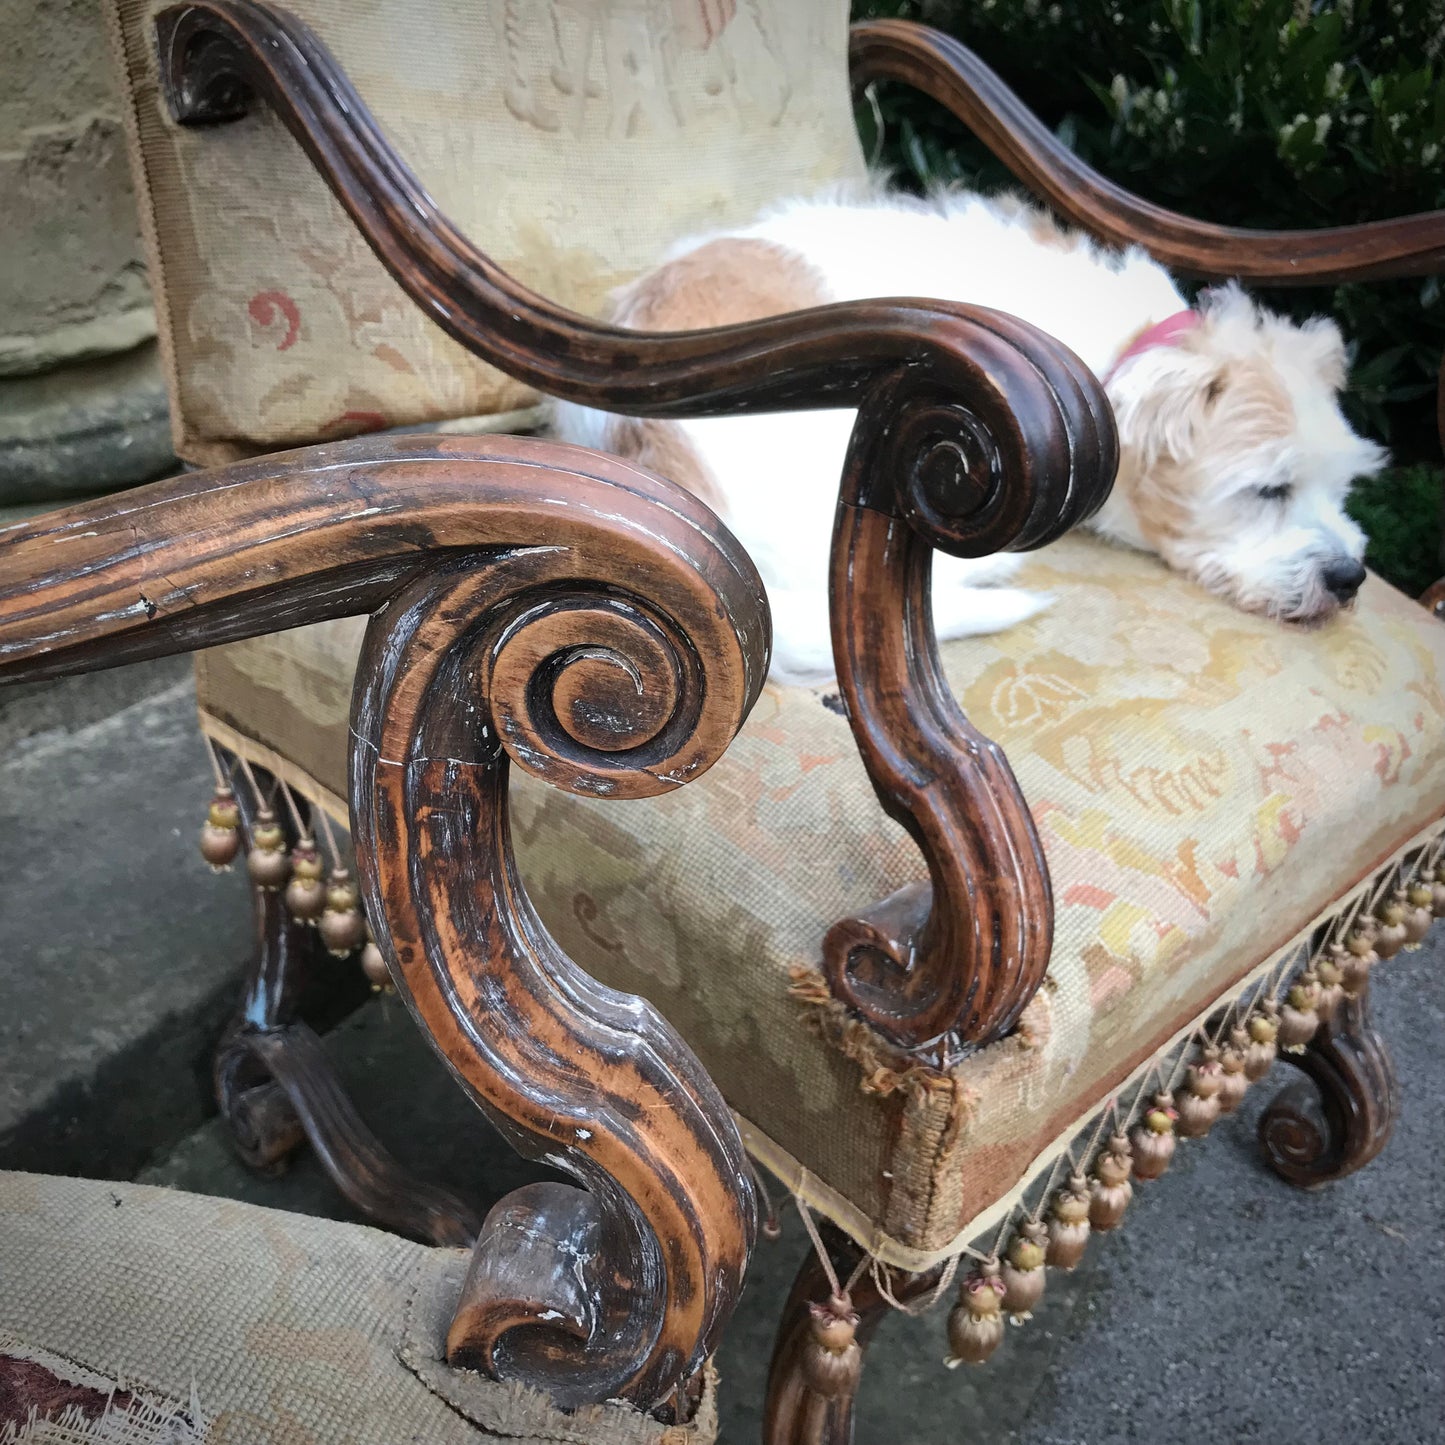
[
  {"xmin": 106, "ymin": 0, "xmax": 865, "ymax": 464},
  {"xmin": 0, "ymin": 1172, "xmax": 717, "ymax": 1445},
  {"xmin": 194, "ymin": 535, "xmax": 1445, "ymax": 1265}
]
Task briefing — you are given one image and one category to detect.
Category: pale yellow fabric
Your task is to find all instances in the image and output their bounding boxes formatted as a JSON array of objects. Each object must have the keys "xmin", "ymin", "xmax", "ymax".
[
  {"xmin": 0, "ymin": 1172, "xmax": 716, "ymax": 1445},
  {"xmin": 105, "ymin": 0, "xmax": 866, "ymax": 463},
  {"xmin": 194, "ymin": 537, "xmax": 1445, "ymax": 1256}
]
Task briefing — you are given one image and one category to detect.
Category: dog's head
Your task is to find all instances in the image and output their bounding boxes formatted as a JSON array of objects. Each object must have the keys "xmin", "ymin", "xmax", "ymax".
[{"xmin": 1096, "ymin": 285, "xmax": 1384, "ymax": 624}]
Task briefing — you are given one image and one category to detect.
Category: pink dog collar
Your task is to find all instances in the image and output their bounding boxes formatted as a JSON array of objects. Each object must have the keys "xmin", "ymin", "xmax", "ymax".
[{"xmin": 1105, "ymin": 309, "xmax": 1200, "ymax": 381}]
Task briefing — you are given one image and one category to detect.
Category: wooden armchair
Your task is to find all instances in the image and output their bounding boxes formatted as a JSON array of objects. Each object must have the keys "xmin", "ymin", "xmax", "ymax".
[{"xmin": 3, "ymin": 2, "xmax": 1444, "ymax": 1442}]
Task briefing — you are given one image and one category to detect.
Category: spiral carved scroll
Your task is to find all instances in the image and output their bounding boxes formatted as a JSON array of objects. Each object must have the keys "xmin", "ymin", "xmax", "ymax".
[
  {"xmin": 0, "ymin": 434, "xmax": 769, "ymax": 1415},
  {"xmin": 350, "ymin": 547, "xmax": 762, "ymax": 1411},
  {"xmin": 822, "ymin": 359, "xmax": 1112, "ymax": 1061},
  {"xmin": 1259, "ymin": 986, "xmax": 1398, "ymax": 1187}
]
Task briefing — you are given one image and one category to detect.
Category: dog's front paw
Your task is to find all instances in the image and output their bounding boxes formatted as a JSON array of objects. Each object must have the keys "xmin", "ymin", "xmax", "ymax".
[{"xmin": 932, "ymin": 586, "xmax": 1052, "ymax": 643}]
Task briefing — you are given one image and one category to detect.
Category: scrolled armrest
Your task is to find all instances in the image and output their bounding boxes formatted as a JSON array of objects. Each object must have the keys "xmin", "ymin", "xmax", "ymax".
[
  {"xmin": 0, "ymin": 435, "xmax": 768, "ymax": 1414},
  {"xmin": 851, "ymin": 18, "xmax": 1445, "ymax": 286}
]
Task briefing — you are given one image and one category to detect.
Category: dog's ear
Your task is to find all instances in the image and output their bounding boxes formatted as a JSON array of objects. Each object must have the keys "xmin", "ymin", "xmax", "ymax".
[
  {"xmin": 1290, "ymin": 317, "xmax": 1349, "ymax": 391},
  {"xmin": 1107, "ymin": 347, "xmax": 1227, "ymax": 467}
]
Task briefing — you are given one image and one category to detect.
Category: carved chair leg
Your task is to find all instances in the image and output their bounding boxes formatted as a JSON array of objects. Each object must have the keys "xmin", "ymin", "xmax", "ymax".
[
  {"xmin": 214, "ymin": 754, "xmax": 478, "ymax": 1246},
  {"xmin": 244, "ymin": 1022, "xmax": 480, "ymax": 1245},
  {"xmin": 1258, "ymin": 983, "xmax": 1398, "ymax": 1188},
  {"xmin": 764, "ymin": 1221, "xmax": 943, "ymax": 1445}
]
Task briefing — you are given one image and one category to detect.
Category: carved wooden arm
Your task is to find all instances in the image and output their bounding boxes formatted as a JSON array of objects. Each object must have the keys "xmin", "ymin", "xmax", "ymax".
[
  {"xmin": 850, "ymin": 19, "xmax": 1445, "ymax": 285},
  {"xmin": 0, "ymin": 434, "xmax": 769, "ymax": 1414},
  {"xmin": 155, "ymin": 1, "xmax": 1119, "ymax": 1064}
]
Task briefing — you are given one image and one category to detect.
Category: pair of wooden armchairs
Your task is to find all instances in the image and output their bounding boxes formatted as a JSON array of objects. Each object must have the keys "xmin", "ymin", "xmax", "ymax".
[{"xmin": 3, "ymin": 2, "xmax": 1444, "ymax": 1442}]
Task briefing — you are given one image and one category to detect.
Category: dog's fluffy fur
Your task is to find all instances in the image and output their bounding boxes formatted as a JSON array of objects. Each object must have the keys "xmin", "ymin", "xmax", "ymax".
[{"xmin": 554, "ymin": 188, "xmax": 1385, "ymax": 683}]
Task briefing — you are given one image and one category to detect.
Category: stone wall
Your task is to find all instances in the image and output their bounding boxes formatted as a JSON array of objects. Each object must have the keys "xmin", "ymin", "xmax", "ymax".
[{"xmin": 0, "ymin": 0, "xmax": 173, "ymax": 504}]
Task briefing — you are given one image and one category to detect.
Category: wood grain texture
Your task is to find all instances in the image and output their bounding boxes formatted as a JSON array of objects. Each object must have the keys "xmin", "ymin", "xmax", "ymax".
[
  {"xmin": 155, "ymin": 1, "xmax": 1119, "ymax": 1059},
  {"xmin": 850, "ymin": 19, "xmax": 1445, "ymax": 285},
  {"xmin": 1258, "ymin": 984, "xmax": 1399, "ymax": 1187},
  {"xmin": 823, "ymin": 371, "xmax": 1092, "ymax": 1059},
  {"xmin": 245, "ymin": 1023, "xmax": 482, "ymax": 1245},
  {"xmin": 213, "ymin": 768, "xmax": 474, "ymax": 1249},
  {"xmin": 0, "ymin": 433, "xmax": 770, "ymax": 1415}
]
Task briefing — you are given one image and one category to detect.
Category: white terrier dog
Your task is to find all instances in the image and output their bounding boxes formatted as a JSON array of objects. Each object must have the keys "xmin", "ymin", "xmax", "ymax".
[{"xmin": 554, "ymin": 188, "xmax": 1385, "ymax": 683}]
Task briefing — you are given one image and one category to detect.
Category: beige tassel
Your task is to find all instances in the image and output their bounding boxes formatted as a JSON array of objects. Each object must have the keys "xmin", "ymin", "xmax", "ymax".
[
  {"xmin": 1429, "ymin": 860, "xmax": 1445, "ymax": 918},
  {"xmin": 1089, "ymin": 1134, "xmax": 1133, "ymax": 1231},
  {"xmin": 1047, "ymin": 1172, "xmax": 1092, "ymax": 1270},
  {"xmin": 1244, "ymin": 1000, "xmax": 1280, "ymax": 1081},
  {"xmin": 1277, "ymin": 970, "xmax": 1322, "ymax": 1053},
  {"xmin": 318, "ymin": 868, "xmax": 366, "ymax": 957},
  {"xmin": 1130, "ymin": 1092, "xmax": 1178, "ymax": 1181},
  {"xmin": 802, "ymin": 1296, "xmax": 862, "ymax": 1399},
  {"xmin": 199, "ymin": 786, "xmax": 241, "ymax": 871},
  {"xmin": 246, "ymin": 807, "xmax": 291, "ymax": 891},
  {"xmin": 1341, "ymin": 923, "xmax": 1378, "ymax": 996},
  {"xmin": 360, "ymin": 926, "xmax": 390, "ymax": 990},
  {"xmin": 1217, "ymin": 1027, "xmax": 1250, "ymax": 1114},
  {"xmin": 1315, "ymin": 949, "xmax": 1345, "ymax": 1021},
  {"xmin": 1177, "ymin": 1045, "xmax": 1224, "ymax": 1138},
  {"xmin": 1000, "ymin": 1220, "xmax": 1048, "ymax": 1322},
  {"xmin": 1372, "ymin": 890, "xmax": 1409, "ymax": 959},
  {"xmin": 946, "ymin": 1260, "xmax": 1006, "ymax": 1367},
  {"xmin": 1403, "ymin": 879, "xmax": 1433, "ymax": 949},
  {"xmin": 283, "ymin": 836, "xmax": 327, "ymax": 923}
]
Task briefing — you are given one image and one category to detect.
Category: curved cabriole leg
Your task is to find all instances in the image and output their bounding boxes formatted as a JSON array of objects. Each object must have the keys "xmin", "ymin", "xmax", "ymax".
[
  {"xmin": 214, "ymin": 754, "xmax": 480, "ymax": 1243},
  {"xmin": 1259, "ymin": 986, "xmax": 1399, "ymax": 1187},
  {"xmin": 350, "ymin": 536, "xmax": 764, "ymax": 1415},
  {"xmin": 764, "ymin": 1221, "xmax": 943, "ymax": 1445}
]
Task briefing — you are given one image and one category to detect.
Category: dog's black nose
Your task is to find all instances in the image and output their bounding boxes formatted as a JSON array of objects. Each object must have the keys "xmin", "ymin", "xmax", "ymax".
[{"xmin": 1321, "ymin": 556, "xmax": 1366, "ymax": 602}]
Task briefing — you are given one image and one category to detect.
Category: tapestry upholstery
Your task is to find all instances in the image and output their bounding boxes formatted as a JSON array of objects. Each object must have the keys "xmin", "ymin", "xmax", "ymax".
[
  {"xmin": 104, "ymin": 0, "xmax": 866, "ymax": 465},
  {"xmin": 194, "ymin": 537, "xmax": 1445, "ymax": 1263},
  {"xmin": 0, "ymin": 1172, "xmax": 718, "ymax": 1445}
]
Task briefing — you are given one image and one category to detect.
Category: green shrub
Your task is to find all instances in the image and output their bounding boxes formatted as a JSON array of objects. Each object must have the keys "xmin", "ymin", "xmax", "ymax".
[
  {"xmin": 1346, "ymin": 464, "xmax": 1444, "ymax": 597},
  {"xmin": 852, "ymin": 0, "xmax": 1443, "ymax": 590}
]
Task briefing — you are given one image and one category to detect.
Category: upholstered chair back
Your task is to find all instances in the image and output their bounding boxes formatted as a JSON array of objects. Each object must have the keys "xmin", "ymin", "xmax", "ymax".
[{"xmin": 107, "ymin": 0, "xmax": 867, "ymax": 465}]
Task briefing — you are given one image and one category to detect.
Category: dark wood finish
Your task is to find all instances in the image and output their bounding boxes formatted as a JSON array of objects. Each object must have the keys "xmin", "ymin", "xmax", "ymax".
[
  {"xmin": 1258, "ymin": 985, "xmax": 1398, "ymax": 1187},
  {"xmin": 764, "ymin": 1221, "xmax": 945, "ymax": 1445},
  {"xmin": 213, "ymin": 753, "xmax": 477, "ymax": 1243},
  {"xmin": 823, "ymin": 371, "xmax": 1088, "ymax": 1060},
  {"xmin": 347, "ymin": 507, "xmax": 763, "ymax": 1414},
  {"xmin": 155, "ymin": 1, "xmax": 1119, "ymax": 1059},
  {"xmin": 850, "ymin": 20, "xmax": 1445, "ymax": 285},
  {"xmin": 0, "ymin": 433, "xmax": 770, "ymax": 1417},
  {"xmin": 212, "ymin": 756, "xmax": 321, "ymax": 1174},
  {"xmin": 447, "ymin": 1182, "xmax": 599, "ymax": 1373},
  {"xmin": 245, "ymin": 1023, "xmax": 481, "ymax": 1245}
]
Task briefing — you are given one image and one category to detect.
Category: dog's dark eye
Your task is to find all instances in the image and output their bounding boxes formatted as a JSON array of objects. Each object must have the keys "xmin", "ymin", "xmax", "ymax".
[{"xmin": 1255, "ymin": 483, "xmax": 1293, "ymax": 502}]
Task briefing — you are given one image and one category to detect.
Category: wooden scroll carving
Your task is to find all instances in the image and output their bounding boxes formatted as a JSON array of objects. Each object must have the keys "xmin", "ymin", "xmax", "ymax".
[
  {"xmin": 0, "ymin": 435, "xmax": 769, "ymax": 1415},
  {"xmin": 156, "ymin": 0, "xmax": 1119, "ymax": 1061},
  {"xmin": 850, "ymin": 19, "xmax": 1445, "ymax": 285},
  {"xmin": 1258, "ymin": 984, "xmax": 1398, "ymax": 1187}
]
